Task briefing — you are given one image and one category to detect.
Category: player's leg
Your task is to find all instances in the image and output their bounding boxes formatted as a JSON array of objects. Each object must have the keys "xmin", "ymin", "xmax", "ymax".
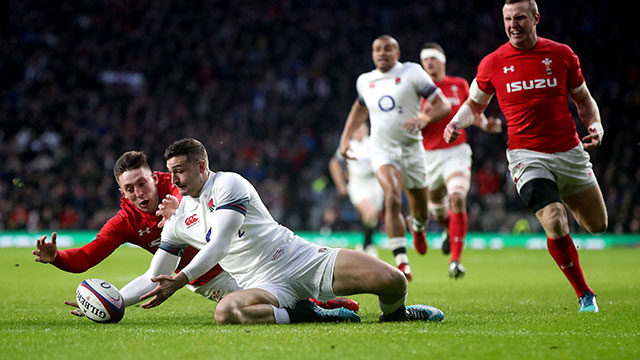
[
  {"xmin": 445, "ymin": 170, "xmax": 471, "ymax": 278},
  {"xmin": 214, "ymin": 288, "xmax": 280, "ymax": 324},
  {"xmin": 405, "ymin": 186, "xmax": 429, "ymax": 255},
  {"xmin": 376, "ymin": 164, "xmax": 412, "ymax": 279},
  {"xmin": 354, "ymin": 198, "xmax": 379, "ymax": 257},
  {"xmin": 522, "ymin": 179, "xmax": 596, "ymax": 311},
  {"xmin": 332, "ymin": 249, "xmax": 444, "ymax": 322},
  {"xmin": 562, "ymin": 184, "xmax": 608, "ymax": 234}
]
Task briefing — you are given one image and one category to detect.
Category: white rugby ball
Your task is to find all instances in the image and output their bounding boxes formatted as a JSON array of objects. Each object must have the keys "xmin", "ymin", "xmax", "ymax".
[{"xmin": 76, "ymin": 279, "xmax": 125, "ymax": 323}]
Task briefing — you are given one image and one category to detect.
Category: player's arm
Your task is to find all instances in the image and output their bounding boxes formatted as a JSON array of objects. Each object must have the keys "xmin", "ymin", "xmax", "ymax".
[
  {"xmin": 339, "ymin": 99, "xmax": 369, "ymax": 161},
  {"xmin": 33, "ymin": 219, "xmax": 124, "ymax": 273},
  {"xmin": 570, "ymin": 83, "xmax": 604, "ymax": 151},
  {"xmin": 119, "ymin": 248, "xmax": 182, "ymax": 306},
  {"xmin": 473, "ymin": 113, "xmax": 503, "ymax": 134},
  {"xmin": 329, "ymin": 155, "xmax": 348, "ymax": 197},
  {"xmin": 444, "ymin": 79, "xmax": 493, "ymax": 143},
  {"xmin": 140, "ymin": 209, "xmax": 244, "ymax": 309}
]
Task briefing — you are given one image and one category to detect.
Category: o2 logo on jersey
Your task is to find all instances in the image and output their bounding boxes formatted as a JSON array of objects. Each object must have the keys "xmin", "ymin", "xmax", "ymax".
[
  {"xmin": 185, "ymin": 214, "xmax": 199, "ymax": 228},
  {"xmin": 378, "ymin": 95, "xmax": 396, "ymax": 112}
]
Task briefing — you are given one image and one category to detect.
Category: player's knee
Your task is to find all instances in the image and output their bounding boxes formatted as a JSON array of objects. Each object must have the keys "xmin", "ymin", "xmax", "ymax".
[
  {"xmin": 449, "ymin": 192, "xmax": 466, "ymax": 211},
  {"xmin": 214, "ymin": 299, "xmax": 242, "ymax": 325},
  {"xmin": 384, "ymin": 191, "xmax": 402, "ymax": 211},
  {"xmin": 584, "ymin": 215, "xmax": 608, "ymax": 234},
  {"xmin": 384, "ymin": 266, "xmax": 408, "ymax": 296},
  {"xmin": 543, "ymin": 205, "xmax": 568, "ymax": 235}
]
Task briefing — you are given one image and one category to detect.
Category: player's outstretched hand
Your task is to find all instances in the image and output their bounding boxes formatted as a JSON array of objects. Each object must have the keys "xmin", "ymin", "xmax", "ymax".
[
  {"xmin": 582, "ymin": 124, "xmax": 603, "ymax": 151},
  {"xmin": 402, "ymin": 117, "xmax": 426, "ymax": 134},
  {"xmin": 157, "ymin": 194, "xmax": 179, "ymax": 228},
  {"xmin": 443, "ymin": 122, "xmax": 461, "ymax": 144},
  {"xmin": 140, "ymin": 273, "xmax": 188, "ymax": 309},
  {"xmin": 64, "ymin": 300, "xmax": 84, "ymax": 317},
  {"xmin": 32, "ymin": 232, "xmax": 58, "ymax": 263}
]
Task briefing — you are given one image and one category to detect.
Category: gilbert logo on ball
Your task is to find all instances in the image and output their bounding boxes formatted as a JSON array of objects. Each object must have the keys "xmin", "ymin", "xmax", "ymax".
[{"xmin": 76, "ymin": 279, "xmax": 125, "ymax": 323}]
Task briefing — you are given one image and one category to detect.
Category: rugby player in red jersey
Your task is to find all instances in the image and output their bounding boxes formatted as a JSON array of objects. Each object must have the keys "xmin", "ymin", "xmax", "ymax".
[
  {"xmin": 33, "ymin": 151, "xmax": 358, "ymax": 314},
  {"xmin": 419, "ymin": 42, "xmax": 502, "ymax": 278},
  {"xmin": 443, "ymin": 0, "xmax": 606, "ymax": 312}
]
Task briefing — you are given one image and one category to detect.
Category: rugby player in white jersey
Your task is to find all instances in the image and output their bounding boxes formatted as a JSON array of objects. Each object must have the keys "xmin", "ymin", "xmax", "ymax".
[
  {"xmin": 339, "ymin": 35, "xmax": 452, "ymax": 280},
  {"xmin": 329, "ymin": 123, "xmax": 384, "ymax": 258},
  {"xmin": 120, "ymin": 138, "xmax": 444, "ymax": 324}
]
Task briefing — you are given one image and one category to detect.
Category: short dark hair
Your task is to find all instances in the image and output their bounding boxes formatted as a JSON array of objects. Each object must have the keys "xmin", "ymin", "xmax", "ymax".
[
  {"xmin": 374, "ymin": 35, "xmax": 400, "ymax": 50},
  {"xmin": 113, "ymin": 151, "xmax": 151, "ymax": 184},
  {"xmin": 164, "ymin": 138, "xmax": 209, "ymax": 166},
  {"xmin": 421, "ymin": 42, "xmax": 445, "ymax": 55},
  {"xmin": 504, "ymin": 0, "xmax": 538, "ymax": 16}
]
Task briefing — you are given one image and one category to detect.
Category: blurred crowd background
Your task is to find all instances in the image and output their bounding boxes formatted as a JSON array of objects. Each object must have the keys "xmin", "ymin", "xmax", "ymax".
[{"xmin": 1, "ymin": 0, "xmax": 638, "ymax": 234}]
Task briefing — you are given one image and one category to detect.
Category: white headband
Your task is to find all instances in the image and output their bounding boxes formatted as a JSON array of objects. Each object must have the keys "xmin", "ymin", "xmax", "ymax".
[{"xmin": 420, "ymin": 48, "xmax": 446, "ymax": 64}]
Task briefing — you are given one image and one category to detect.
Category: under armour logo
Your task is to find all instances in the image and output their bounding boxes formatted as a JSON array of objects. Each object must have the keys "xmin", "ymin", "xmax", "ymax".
[
  {"xmin": 560, "ymin": 261, "xmax": 574, "ymax": 270},
  {"xmin": 138, "ymin": 227, "xmax": 151, "ymax": 236},
  {"xmin": 503, "ymin": 65, "xmax": 515, "ymax": 73}
]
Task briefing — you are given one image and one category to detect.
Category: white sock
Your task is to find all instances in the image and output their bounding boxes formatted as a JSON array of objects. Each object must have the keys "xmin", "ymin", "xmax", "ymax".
[
  {"xmin": 394, "ymin": 253, "xmax": 409, "ymax": 266},
  {"xmin": 271, "ymin": 305, "xmax": 290, "ymax": 324},
  {"xmin": 379, "ymin": 293, "xmax": 407, "ymax": 314},
  {"xmin": 389, "ymin": 236, "xmax": 406, "ymax": 249}
]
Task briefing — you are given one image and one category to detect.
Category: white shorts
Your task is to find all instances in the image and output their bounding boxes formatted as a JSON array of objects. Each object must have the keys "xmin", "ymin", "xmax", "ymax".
[
  {"xmin": 506, "ymin": 143, "xmax": 598, "ymax": 198},
  {"xmin": 370, "ymin": 138, "xmax": 428, "ymax": 189},
  {"xmin": 187, "ymin": 270, "xmax": 242, "ymax": 302},
  {"xmin": 347, "ymin": 175, "xmax": 384, "ymax": 211},
  {"xmin": 248, "ymin": 237, "xmax": 340, "ymax": 308},
  {"xmin": 424, "ymin": 143, "xmax": 472, "ymax": 190}
]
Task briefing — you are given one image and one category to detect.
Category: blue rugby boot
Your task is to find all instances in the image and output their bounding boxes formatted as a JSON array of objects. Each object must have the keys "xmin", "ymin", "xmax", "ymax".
[{"xmin": 578, "ymin": 290, "xmax": 599, "ymax": 313}]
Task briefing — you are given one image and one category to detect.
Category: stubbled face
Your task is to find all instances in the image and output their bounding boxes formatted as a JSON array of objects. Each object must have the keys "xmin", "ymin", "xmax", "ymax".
[
  {"xmin": 372, "ymin": 38, "xmax": 400, "ymax": 73},
  {"xmin": 118, "ymin": 168, "xmax": 159, "ymax": 214},
  {"xmin": 166, "ymin": 155, "xmax": 206, "ymax": 197},
  {"xmin": 503, "ymin": 2, "xmax": 539, "ymax": 49},
  {"xmin": 421, "ymin": 56, "xmax": 444, "ymax": 80}
]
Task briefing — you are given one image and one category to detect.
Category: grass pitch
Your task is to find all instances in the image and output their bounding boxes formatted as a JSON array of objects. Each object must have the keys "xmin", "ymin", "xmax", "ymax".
[{"xmin": 1, "ymin": 245, "xmax": 639, "ymax": 360}]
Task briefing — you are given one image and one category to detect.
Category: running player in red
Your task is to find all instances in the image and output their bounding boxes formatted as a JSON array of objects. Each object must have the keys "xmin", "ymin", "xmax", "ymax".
[
  {"xmin": 444, "ymin": 0, "xmax": 606, "ymax": 312},
  {"xmin": 419, "ymin": 42, "xmax": 502, "ymax": 278},
  {"xmin": 33, "ymin": 151, "xmax": 358, "ymax": 314}
]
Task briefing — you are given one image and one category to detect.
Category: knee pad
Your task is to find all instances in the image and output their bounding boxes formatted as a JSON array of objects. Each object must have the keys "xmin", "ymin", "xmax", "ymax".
[{"xmin": 518, "ymin": 178, "xmax": 560, "ymax": 212}]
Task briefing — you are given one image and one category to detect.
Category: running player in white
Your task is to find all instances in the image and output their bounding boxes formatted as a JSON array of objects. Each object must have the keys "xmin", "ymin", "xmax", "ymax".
[
  {"xmin": 120, "ymin": 138, "xmax": 444, "ymax": 324},
  {"xmin": 419, "ymin": 42, "xmax": 502, "ymax": 278},
  {"xmin": 329, "ymin": 123, "xmax": 384, "ymax": 258},
  {"xmin": 339, "ymin": 35, "xmax": 451, "ymax": 281}
]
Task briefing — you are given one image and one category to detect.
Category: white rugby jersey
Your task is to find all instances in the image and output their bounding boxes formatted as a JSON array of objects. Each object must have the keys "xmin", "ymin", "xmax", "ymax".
[
  {"xmin": 356, "ymin": 61, "xmax": 440, "ymax": 146},
  {"xmin": 159, "ymin": 171, "xmax": 300, "ymax": 288},
  {"xmin": 335, "ymin": 136, "xmax": 376, "ymax": 180}
]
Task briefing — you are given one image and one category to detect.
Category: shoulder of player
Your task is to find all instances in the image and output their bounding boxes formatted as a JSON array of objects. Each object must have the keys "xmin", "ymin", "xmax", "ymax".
[
  {"xmin": 213, "ymin": 171, "xmax": 248, "ymax": 184},
  {"xmin": 443, "ymin": 75, "xmax": 469, "ymax": 86}
]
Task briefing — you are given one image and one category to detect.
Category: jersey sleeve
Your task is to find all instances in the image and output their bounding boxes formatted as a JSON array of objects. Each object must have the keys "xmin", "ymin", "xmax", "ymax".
[
  {"xmin": 51, "ymin": 214, "xmax": 128, "ymax": 273},
  {"xmin": 475, "ymin": 54, "xmax": 496, "ymax": 95},
  {"xmin": 214, "ymin": 173, "xmax": 251, "ymax": 216},
  {"xmin": 563, "ymin": 44, "xmax": 585, "ymax": 89},
  {"xmin": 159, "ymin": 212, "xmax": 187, "ymax": 256},
  {"xmin": 412, "ymin": 63, "xmax": 439, "ymax": 102},
  {"xmin": 356, "ymin": 75, "xmax": 366, "ymax": 105}
]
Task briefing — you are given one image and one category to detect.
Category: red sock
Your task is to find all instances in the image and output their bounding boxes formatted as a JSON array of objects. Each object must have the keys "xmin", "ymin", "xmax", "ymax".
[
  {"xmin": 547, "ymin": 234, "xmax": 592, "ymax": 297},
  {"xmin": 449, "ymin": 211, "xmax": 467, "ymax": 262}
]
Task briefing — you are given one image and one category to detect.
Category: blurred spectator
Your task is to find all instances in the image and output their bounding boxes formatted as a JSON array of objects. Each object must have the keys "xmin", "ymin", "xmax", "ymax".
[{"xmin": 1, "ymin": 0, "xmax": 638, "ymax": 234}]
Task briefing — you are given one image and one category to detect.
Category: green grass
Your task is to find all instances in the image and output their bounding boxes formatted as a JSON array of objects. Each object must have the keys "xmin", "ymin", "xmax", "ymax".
[{"xmin": 1, "ymin": 246, "xmax": 639, "ymax": 359}]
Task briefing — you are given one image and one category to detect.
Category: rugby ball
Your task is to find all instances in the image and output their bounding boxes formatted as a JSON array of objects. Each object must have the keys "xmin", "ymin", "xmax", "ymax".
[{"xmin": 76, "ymin": 279, "xmax": 125, "ymax": 323}]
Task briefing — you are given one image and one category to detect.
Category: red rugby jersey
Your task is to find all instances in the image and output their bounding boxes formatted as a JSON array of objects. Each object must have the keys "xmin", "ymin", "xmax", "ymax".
[
  {"xmin": 52, "ymin": 172, "xmax": 222, "ymax": 286},
  {"xmin": 475, "ymin": 37, "xmax": 584, "ymax": 153},
  {"xmin": 421, "ymin": 75, "xmax": 469, "ymax": 150}
]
